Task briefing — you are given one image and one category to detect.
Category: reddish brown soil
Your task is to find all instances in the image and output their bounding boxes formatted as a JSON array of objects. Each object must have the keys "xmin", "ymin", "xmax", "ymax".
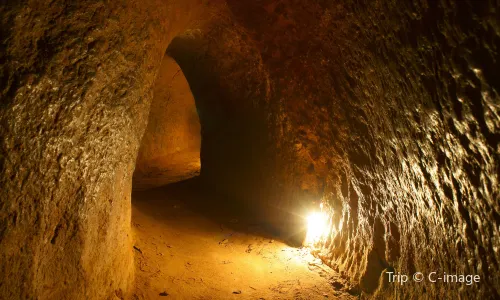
[{"xmin": 131, "ymin": 181, "xmax": 356, "ymax": 300}]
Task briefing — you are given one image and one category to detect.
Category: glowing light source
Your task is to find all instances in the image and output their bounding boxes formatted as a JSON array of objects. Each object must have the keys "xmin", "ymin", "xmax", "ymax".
[{"xmin": 304, "ymin": 211, "xmax": 328, "ymax": 245}]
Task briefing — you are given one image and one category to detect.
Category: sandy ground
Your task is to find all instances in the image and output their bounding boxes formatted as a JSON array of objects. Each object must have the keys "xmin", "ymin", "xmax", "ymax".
[{"xmin": 131, "ymin": 180, "xmax": 356, "ymax": 300}]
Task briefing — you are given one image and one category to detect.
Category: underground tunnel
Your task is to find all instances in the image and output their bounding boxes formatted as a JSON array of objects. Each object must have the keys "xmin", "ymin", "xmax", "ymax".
[{"xmin": 0, "ymin": 0, "xmax": 499, "ymax": 299}]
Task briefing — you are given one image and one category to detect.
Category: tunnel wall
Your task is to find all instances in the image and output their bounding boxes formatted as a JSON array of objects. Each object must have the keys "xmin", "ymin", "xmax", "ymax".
[
  {"xmin": 0, "ymin": 0, "xmax": 210, "ymax": 299},
  {"xmin": 0, "ymin": 1, "xmax": 165, "ymax": 298},
  {"xmin": 169, "ymin": 0, "xmax": 499, "ymax": 298},
  {"xmin": 235, "ymin": 0, "xmax": 499, "ymax": 298},
  {"xmin": 133, "ymin": 55, "xmax": 201, "ymax": 190}
]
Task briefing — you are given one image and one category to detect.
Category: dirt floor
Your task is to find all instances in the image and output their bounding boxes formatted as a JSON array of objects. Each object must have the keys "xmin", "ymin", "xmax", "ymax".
[{"xmin": 131, "ymin": 179, "xmax": 356, "ymax": 300}]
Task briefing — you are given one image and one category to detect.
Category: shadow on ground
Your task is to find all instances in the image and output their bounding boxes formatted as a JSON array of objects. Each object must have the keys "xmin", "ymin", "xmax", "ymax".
[
  {"xmin": 130, "ymin": 177, "xmax": 357, "ymax": 299},
  {"xmin": 132, "ymin": 177, "xmax": 282, "ymax": 241}
]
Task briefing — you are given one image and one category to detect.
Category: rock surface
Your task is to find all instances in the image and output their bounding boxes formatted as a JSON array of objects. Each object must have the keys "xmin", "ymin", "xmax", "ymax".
[
  {"xmin": 0, "ymin": 0, "xmax": 208, "ymax": 299},
  {"xmin": 1, "ymin": 0, "xmax": 499, "ymax": 299},
  {"xmin": 133, "ymin": 56, "xmax": 201, "ymax": 190}
]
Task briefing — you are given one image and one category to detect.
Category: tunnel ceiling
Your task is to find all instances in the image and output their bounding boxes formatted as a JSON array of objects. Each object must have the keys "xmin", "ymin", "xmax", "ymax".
[{"xmin": 1, "ymin": 0, "xmax": 499, "ymax": 299}]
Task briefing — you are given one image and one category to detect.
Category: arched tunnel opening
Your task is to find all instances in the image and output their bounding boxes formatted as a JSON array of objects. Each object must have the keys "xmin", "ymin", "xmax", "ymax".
[
  {"xmin": 1, "ymin": 1, "xmax": 499, "ymax": 299},
  {"xmin": 130, "ymin": 36, "xmax": 323, "ymax": 298},
  {"xmin": 132, "ymin": 53, "xmax": 201, "ymax": 191}
]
